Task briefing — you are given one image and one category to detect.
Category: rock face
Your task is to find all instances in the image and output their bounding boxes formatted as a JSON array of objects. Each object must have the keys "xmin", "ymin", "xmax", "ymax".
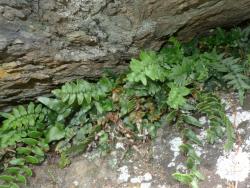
[{"xmin": 0, "ymin": 0, "xmax": 250, "ymax": 109}]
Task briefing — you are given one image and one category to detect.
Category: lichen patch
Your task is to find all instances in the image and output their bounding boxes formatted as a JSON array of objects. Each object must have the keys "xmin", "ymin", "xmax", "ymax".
[{"xmin": 216, "ymin": 150, "xmax": 250, "ymax": 182}]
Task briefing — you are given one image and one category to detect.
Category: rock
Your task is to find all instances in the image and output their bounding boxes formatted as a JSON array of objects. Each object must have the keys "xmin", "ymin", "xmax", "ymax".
[
  {"xmin": 216, "ymin": 150, "xmax": 249, "ymax": 182},
  {"xmin": 66, "ymin": 31, "xmax": 97, "ymax": 45},
  {"xmin": 143, "ymin": 172, "xmax": 152, "ymax": 182},
  {"xmin": 72, "ymin": 180, "xmax": 79, "ymax": 187},
  {"xmin": 130, "ymin": 173, "xmax": 152, "ymax": 184},
  {"xmin": 2, "ymin": 6, "xmax": 26, "ymax": 20},
  {"xmin": 115, "ymin": 142, "xmax": 125, "ymax": 150},
  {"xmin": 117, "ymin": 166, "xmax": 130, "ymax": 183},
  {"xmin": 130, "ymin": 177, "xmax": 142, "ymax": 184},
  {"xmin": 141, "ymin": 182, "xmax": 151, "ymax": 188},
  {"xmin": 0, "ymin": 36, "xmax": 8, "ymax": 51},
  {"xmin": 1, "ymin": 0, "xmax": 250, "ymax": 109}
]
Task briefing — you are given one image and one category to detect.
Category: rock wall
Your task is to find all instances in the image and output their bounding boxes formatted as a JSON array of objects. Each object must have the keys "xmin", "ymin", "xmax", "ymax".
[{"xmin": 1, "ymin": 0, "xmax": 250, "ymax": 109}]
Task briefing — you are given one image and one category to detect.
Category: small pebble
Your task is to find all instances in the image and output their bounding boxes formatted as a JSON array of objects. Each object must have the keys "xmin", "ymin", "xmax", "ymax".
[
  {"xmin": 115, "ymin": 142, "xmax": 125, "ymax": 150},
  {"xmin": 117, "ymin": 166, "xmax": 130, "ymax": 182},
  {"xmin": 130, "ymin": 177, "xmax": 142, "ymax": 183},
  {"xmin": 143, "ymin": 172, "xmax": 152, "ymax": 181}
]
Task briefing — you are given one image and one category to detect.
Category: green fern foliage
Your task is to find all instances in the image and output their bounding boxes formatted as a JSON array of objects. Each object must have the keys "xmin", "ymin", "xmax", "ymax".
[
  {"xmin": 0, "ymin": 103, "xmax": 47, "ymax": 148},
  {"xmin": 167, "ymin": 84, "xmax": 190, "ymax": 109},
  {"xmin": 197, "ymin": 93, "xmax": 235, "ymax": 150},
  {"xmin": 127, "ymin": 51, "xmax": 168, "ymax": 85},
  {"xmin": 0, "ymin": 103, "xmax": 46, "ymax": 132},
  {"xmin": 213, "ymin": 57, "xmax": 250, "ymax": 104},
  {"xmin": 0, "ymin": 103, "xmax": 48, "ymax": 188},
  {"xmin": 52, "ymin": 80, "xmax": 93, "ymax": 105},
  {"xmin": 1, "ymin": 26, "xmax": 250, "ymax": 188},
  {"xmin": 52, "ymin": 78, "xmax": 115, "ymax": 106}
]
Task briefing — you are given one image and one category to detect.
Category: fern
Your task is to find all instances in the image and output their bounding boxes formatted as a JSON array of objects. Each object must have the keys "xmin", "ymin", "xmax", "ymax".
[
  {"xmin": 52, "ymin": 78, "xmax": 115, "ymax": 105},
  {"xmin": 53, "ymin": 80, "xmax": 93, "ymax": 105},
  {"xmin": 0, "ymin": 164, "xmax": 34, "ymax": 188},
  {"xmin": 0, "ymin": 103, "xmax": 48, "ymax": 188},
  {"xmin": 213, "ymin": 57, "xmax": 250, "ymax": 104},
  {"xmin": 0, "ymin": 103, "xmax": 46, "ymax": 132},
  {"xmin": 119, "ymin": 95, "xmax": 137, "ymax": 116},
  {"xmin": 167, "ymin": 58, "xmax": 193, "ymax": 86},
  {"xmin": 197, "ymin": 93, "xmax": 235, "ymax": 150},
  {"xmin": 167, "ymin": 83, "xmax": 191, "ymax": 109},
  {"xmin": 196, "ymin": 26, "xmax": 250, "ymax": 56},
  {"xmin": 0, "ymin": 103, "xmax": 47, "ymax": 148},
  {"xmin": 160, "ymin": 37, "xmax": 184, "ymax": 65},
  {"xmin": 127, "ymin": 51, "xmax": 168, "ymax": 85},
  {"xmin": 172, "ymin": 139, "xmax": 204, "ymax": 188},
  {"xmin": 1, "ymin": 27, "xmax": 250, "ymax": 188},
  {"xmin": 167, "ymin": 55, "xmax": 209, "ymax": 86}
]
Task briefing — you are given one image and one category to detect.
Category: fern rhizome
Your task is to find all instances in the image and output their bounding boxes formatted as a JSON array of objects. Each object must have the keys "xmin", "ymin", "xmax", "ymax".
[{"xmin": 0, "ymin": 27, "xmax": 250, "ymax": 188}]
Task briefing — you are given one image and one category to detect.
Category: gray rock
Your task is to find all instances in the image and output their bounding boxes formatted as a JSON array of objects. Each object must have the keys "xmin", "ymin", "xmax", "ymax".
[
  {"xmin": 66, "ymin": 31, "xmax": 97, "ymax": 45},
  {"xmin": 2, "ymin": 6, "xmax": 26, "ymax": 20},
  {"xmin": 1, "ymin": 0, "xmax": 250, "ymax": 109}
]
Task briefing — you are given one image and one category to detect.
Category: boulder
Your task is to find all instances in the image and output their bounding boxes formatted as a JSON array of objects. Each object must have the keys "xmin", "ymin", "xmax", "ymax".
[{"xmin": 1, "ymin": 0, "xmax": 250, "ymax": 109}]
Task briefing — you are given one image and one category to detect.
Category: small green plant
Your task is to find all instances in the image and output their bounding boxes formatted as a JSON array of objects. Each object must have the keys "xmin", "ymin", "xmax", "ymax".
[
  {"xmin": 0, "ymin": 26, "xmax": 250, "ymax": 188},
  {"xmin": 213, "ymin": 57, "xmax": 250, "ymax": 104},
  {"xmin": 0, "ymin": 103, "xmax": 48, "ymax": 188}
]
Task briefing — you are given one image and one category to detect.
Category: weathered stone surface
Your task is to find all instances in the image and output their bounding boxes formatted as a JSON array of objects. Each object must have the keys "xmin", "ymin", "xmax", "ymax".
[{"xmin": 1, "ymin": 0, "xmax": 250, "ymax": 109}]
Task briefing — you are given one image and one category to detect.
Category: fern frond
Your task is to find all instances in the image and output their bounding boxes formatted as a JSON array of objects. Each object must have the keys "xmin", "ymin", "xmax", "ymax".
[
  {"xmin": 0, "ymin": 103, "xmax": 47, "ymax": 131},
  {"xmin": 167, "ymin": 84, "xmax": 191, "ymax": 109},
  {"xmin": 52, "ymin": 78, "xmax": 114, "ymax": 105},
  {"xmin": 160, "ymin": 37, "xmax": 184, "ymax": 65},
  {"xmin": 197, "ymin": 93, "xmax": 235, "ymax": 150},
  {"xmin": 127, "ymin": 51, "xmax": 168, "ymax": 85},
  {"xmin": 119, "ymin": 95, "xmax": 137, "ymax": 116},
  {"xmin": 167, "ymin": 58, "xmax": 193, "ymax": 86},
  {"xmin": 214, "ymin": 57, "xmax": 250, "ymax": 104},
  {"xmin": 52, "ymin": 80, "xmax": 93, "ymax": 105}
]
